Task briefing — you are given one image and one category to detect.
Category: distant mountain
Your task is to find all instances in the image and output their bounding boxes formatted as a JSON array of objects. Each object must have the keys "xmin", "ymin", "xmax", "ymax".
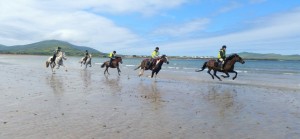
[
  {"xmin": 237, "ymin": 52, "xmax": 300, "ymax": 60},
  {"xmin": 0, "ymin": 40, "xmax": 105, "ymax": 56}
]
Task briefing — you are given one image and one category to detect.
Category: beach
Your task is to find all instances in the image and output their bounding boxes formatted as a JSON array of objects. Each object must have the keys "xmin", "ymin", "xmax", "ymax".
[{"xmin": 0, "ymin": 54, "xmax": 300, "ymax": 139}]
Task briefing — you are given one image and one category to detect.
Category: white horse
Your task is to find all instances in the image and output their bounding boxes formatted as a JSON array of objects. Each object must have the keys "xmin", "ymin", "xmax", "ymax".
[
  {"xmin": 45, "ymin": 51, "xmax": 68, "ymax": 73},
  {"xmin": 79, "ymin": 54, "xmax": 92, "ymax": 69}
]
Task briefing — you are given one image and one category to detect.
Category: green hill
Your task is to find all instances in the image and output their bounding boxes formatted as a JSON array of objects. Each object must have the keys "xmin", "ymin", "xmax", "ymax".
[
  {"xmin": 0, "ymin": 40, "xmax": 105, "ymax": 56},
  {"xmin": 237, "ymin": 52, "xmax": 300, "ymax": 60}
]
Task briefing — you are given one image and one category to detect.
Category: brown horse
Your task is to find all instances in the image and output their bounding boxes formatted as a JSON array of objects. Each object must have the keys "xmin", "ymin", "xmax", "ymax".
[
  {"xmin": 101, "ymin": 56, "xmax": 123, "ymax": 75},
  {"xmin": 195, "ymin": 54, "xmax": 245, "ymax": 81},
  {"xmin": 135, "ymin": 55, "xmax": 169, "ymax": 78}
]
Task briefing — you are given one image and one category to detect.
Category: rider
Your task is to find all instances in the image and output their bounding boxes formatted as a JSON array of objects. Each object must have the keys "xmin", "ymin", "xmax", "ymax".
[
  {"xmin": 109, "ymin": 51, "xmax": 116, "ymax": 66},
  {"xmin": 83, "ymin": 50, "xmax": 89, "ymax": 64},
  {"xmin": 149, "ymin": 47, "xmax": 160, "ymax": 69},
  {"xmin": 51, "ymin": 46, "xmax": 61, "ymax": 64},
  {"xmin": 218, "ymin": 45, "xmax": 227, "ymax": 70}
]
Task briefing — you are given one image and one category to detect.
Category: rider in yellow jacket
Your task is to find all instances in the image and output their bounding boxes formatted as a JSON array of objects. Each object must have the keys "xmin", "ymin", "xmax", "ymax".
[
  {"xmin": 109, "ymin": 51, "xmax": 116, "ymax": 66},
  {"xmin": 149, "ymin": 47, "xmax": 160, "ymax": 69},
  {"xmin": 218, "ymin": 45, "xmax": 226, "ymax": 70}
]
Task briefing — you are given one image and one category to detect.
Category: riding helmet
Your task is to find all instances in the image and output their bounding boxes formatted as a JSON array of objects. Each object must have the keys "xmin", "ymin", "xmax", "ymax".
[
  {"xmin": 113, "ymin": 51, "xmax": 116, "ymax": 53},
  {"xmin": 222, "ymin": 45, "xmax": 226, "ymax": 49},
  {"xmin": 155, "ymin": 47, "xmax": 159, "ymax": 50}
]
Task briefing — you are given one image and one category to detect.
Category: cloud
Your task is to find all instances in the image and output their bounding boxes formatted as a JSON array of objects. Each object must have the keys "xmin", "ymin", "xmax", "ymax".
[
  {"xmin": 33, "ymin": 0, "xmax": 190, "ymax": 15},
  {"xmin": 153, "ymin": 18, "xmax": 210, "ymax": 36},
  {"xmin": 158, "ymin": 8, "xmax": 300, "ymax": 56},
  {"xmin": 0, "ymin": 0, "xmax": 142, "ymax": 52},
  {"xmin": 0, "ymin": 0, "xmax": 192, "ymax": 53},
  {"xmin": 213, "ymin": 1, "xmax": 242, "ymax": 15}
]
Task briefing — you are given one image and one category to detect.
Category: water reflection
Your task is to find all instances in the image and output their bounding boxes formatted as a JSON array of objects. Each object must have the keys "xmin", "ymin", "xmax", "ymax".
[
  {"xmin": 46, "ymin": 74, "xmax": 64, "ymax": 96},
  {"xmin": 138, "ymin": 81, "xmax": 162, "ymax": 104},
  {"xmin": 80, "ymin": 70, "xmax": 91, "ymax": 88},
  {"xmin": 102, "ymin": 76, "xmax": 122, "ymax": 94},
  {"xmin": 205, "ymin": 85, "xmax": 240, "ymax": 118}
]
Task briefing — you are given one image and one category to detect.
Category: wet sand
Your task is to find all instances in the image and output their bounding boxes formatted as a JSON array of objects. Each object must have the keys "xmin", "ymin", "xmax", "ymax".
[{"xmin": 0, "ymin": 55, "xmax": 300, "ymax": 139}]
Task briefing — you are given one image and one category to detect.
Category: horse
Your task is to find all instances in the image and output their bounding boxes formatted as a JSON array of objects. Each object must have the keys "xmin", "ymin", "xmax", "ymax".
[
  {"xmin": 134, "ymin": 55, "xmax": 169, "ymax": 78},
  {"xmin": 79, "ymin": 54, "xmax": 92, "ymax": 69},
  {"xmin": 101, "ymin": 56, "xmax": 123, "ymax": 75},
  {"xmin": 195, "ymin": 54, "xmax": 245, "ymax": 81},
  {"xmin": 45, "ymin": 51, "xmax": 68, "ymax": 73}
]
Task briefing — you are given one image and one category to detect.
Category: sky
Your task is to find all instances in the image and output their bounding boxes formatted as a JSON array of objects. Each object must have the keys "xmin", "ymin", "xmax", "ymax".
[{"xmin": 0, "ymin": 0, "xmax": 299, "ymax": 56}]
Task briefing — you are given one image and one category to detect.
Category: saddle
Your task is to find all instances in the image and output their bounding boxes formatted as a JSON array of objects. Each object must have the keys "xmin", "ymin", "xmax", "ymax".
[
  {"xmin": 216, "ymin": 59, "xmax": 226, "ymax": 70},
  {"xmin": 146, "ymin": 58, "xmax": 159, "ymax": 69}
]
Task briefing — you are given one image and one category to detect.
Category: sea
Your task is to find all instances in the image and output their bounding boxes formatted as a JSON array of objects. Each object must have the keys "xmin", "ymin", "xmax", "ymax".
[{"xmin": 1, "ymin": 54, "xmax": 299, "ymax": 89}]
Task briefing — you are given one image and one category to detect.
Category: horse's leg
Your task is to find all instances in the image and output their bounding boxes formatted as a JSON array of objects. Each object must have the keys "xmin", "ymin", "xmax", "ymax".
[
  {"xmin": 51, "ymin": 64, "xmax": 55, "ymax": 73},
  {"xmin": 213, "ymin": 70, "xmax": 222, "ymax": 81},
  {"xmin": 104, "ymin": 66, "xmax": 110, "ymax": 75},
  {"xmin": 152, "ymin": 70, "xmax": 159, "ymax": 78},
  {"xmin": 117, "ymin": 66, "xmax": 121, "ymax": 76},
  {"xmin": 231, "ymin": 70, "xmax": 238, "ymax": 80},
  {"xmin": 221, "ymin": 72, "xmax": 230, "ymax": 78},
  {"xmin": 151, "ymin": 71, "xmax": 155, "ymax": 78},
  {"xmin": 104, "ymin": 66, "xmax": 107, "ymax": 74},
  {"xmin": 107, "ymin": 67, "xmax": 110, "ymax": 75},
  {"xmin": 139, "ymin": 68, "xmax": 144, "ymax": 77},
  {"xmin": 207, "ymin": 69, "xmax": 214, "ymax": 79}
]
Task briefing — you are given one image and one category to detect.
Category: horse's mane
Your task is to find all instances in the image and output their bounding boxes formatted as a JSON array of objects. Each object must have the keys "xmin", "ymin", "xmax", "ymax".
[
  {"xmin": 226, "ymin": 53, "xmax": 238, "ymax": 60},
  {"xmin": 115, "ymin": 56, "xmax": 121, "ymax": 58},
  {"xmin": 161, "ymin": 54, "xmax": 166, "ymax": 58}
]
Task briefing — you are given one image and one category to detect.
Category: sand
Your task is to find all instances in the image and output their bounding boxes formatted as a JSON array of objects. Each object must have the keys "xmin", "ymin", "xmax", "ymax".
[{"xmin": 0, "ymin": 55, "xmax": 300, "ymax": 139}]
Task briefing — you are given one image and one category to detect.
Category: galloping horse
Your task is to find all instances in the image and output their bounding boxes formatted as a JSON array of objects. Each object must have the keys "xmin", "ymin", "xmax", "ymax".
[
  {"xmin": 195, "ymin": 54, "xmax": 245, "ymax": 81},
  {"xmin": 79, "ymin": 54, "xmax": 92, "ymax": 69},
  {"xmin": 134, "ymin": 55, "xmax": 169, "ymax": 78},
  {"xmin": 45, "ymin": 51, "xmax": 68, "ymax": 73},
  {"xmin": 101, "ymin": 56, "xmax": 123, "ymax": 75}
]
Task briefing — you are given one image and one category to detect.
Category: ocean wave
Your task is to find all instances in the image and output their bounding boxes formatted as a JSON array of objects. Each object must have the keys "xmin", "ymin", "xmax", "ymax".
[
  {"xmin": 167, "ymin": 67, "xmax": 180, "ymax": 69},
  {"xmin": 183, "ymin": 67, "xmax": 197, "ymax": 70},
  {"xmin": 235, "ymin": 70, "xmax": 248, "ymax": 73},
  {"xmin": 283, "ymin": 73, "xmax": 296, "ymax": 75},
  {"xmin": 125, "ymin": 65, "xmax": 136, "ymax": 67}
]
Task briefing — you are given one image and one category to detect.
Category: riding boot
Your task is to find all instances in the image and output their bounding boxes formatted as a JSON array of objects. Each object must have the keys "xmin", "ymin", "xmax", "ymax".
[
  {"xmin": 109, "ymin": 59, "xmax": 113, "ymax": 66},
  {"xmin": 148, "ymin": 62, "xmax": 152, "ymax": 69}
]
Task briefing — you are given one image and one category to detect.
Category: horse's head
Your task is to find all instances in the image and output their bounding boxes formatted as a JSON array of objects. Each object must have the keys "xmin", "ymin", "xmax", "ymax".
[
  {"xmin": 231, "ymin": 54, "xmax": 245, "ymax": 64},
  {"xmin": 160, "ymin": 55, "xmax": 169, "ymax": 64},
  {"xmin": 116, "ymin": 56, "xmax": 122, "ymax": 64},
  {"xmin": 56, "ymin": 51, "xmax": 67, "ymax": 61}
]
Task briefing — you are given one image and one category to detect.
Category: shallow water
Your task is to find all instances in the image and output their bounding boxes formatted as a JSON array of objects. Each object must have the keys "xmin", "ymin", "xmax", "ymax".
[{"xmin": 0, "ymin": 54, "xmax": 299, "ymax": 139}]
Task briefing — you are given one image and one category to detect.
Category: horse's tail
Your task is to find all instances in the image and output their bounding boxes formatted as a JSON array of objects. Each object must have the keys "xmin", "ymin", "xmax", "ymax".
[
  {"xmin": 195, "ymin": 62, "xmax": 207, "ymax": 72},
  {"xmin": 134, "ymin": 65, "xmax": 141, "ymax": 70},
  {"xmin": 101, "ymin": 62, "xmax": 106, "ymax": 68},
  {"xmin": 46, "ymin": 61, "xmax": 49, "ymax": 68}
]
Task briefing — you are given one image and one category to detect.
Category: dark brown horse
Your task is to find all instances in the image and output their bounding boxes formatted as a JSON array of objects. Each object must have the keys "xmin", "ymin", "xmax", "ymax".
[
  {"xmin": 135, "ymin": 55, "xmax": 169, "ymax": 78},
  {"xmin": 101, "ymin": 56, "xmax": 123, "ymax": 75},
  {"xmin": 195, "ymin": 54, "xmax": 245, "ymax": 81}
]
